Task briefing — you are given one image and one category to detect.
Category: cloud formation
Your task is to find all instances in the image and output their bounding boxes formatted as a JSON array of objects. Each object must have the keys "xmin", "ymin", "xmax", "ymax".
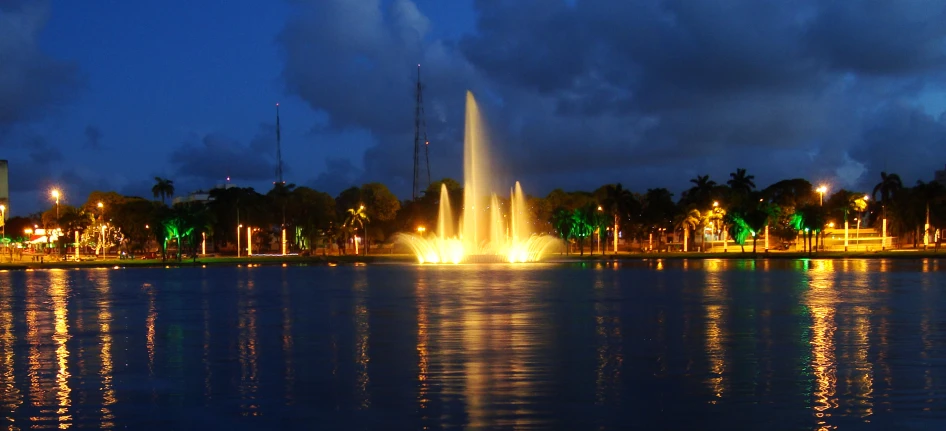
[
  {"xmin": 0, "ymin": 1, "xmax": 82, "ymax": 133},
  {"xmin": 279, "ymin": 0, "xmax": 946, "ymax": 197},
  {"xmin": 169, "ymin": 123, "xmax": 282, "ymax": 184}
]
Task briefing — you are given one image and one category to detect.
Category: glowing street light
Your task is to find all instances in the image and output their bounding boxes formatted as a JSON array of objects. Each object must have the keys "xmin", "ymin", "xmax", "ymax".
[
  {"xmin": 817, "ymin": 185, "xmax": 827, "ymax": 206},
  {"xmin": 0, "ymin": 204, "xmax": 5, "ymax": 238},
  {"xmin": 51, "ymin": 189, "xmax": 61, "ymax": 219}
]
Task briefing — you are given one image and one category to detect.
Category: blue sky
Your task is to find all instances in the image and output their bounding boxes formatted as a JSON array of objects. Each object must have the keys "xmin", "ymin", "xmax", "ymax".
[{"xmin": 4, "ymin": 0, "xmax": 946, "ymax": 215}]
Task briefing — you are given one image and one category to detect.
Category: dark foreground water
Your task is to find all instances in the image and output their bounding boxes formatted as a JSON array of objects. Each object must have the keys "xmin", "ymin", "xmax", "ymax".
[{"xmin": 1, "ymin": 259, "xmax": 945, "ymax": 430}]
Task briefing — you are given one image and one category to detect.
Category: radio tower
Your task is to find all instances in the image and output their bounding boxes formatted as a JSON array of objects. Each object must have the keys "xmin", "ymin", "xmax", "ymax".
[
  {"xmin": 275, "ymin": 103, "xmax": 284, "ymax": 184},
  {"xmin": 412, "ymin": 64, "xmax": 431, "ymax": 201}
]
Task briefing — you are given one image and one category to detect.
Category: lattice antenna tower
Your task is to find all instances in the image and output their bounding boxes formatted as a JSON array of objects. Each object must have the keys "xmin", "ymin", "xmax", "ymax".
[
  {"xmin": 413, "ymin": 64, "xmax": 431, "ymax": 200},
  {"xmin": 275, "ymin": 103, "xmax": 284, "ymax": 184}
]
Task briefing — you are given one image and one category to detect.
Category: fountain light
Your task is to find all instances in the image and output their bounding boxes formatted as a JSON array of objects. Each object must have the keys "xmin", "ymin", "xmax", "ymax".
[{"xmin": 396, "ymin": 91, "xmax": 562, "ymax": 264}]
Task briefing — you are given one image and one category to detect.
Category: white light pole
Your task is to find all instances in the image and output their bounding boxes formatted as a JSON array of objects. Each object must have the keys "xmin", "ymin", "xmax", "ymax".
[
  {"xmin": 764, "ymin": 225, "xmax": 769, "ymax": 251},
  {"xmin": 247, "ymin": 226, "xmax": 253, "ymax": 256},
  {"xmin": 237, "ymin": 224, "xmax": 242, "ymax": 258},
  {"xmin": 855, "ymin": 217, "xmax": 861, "ymax": 251}
]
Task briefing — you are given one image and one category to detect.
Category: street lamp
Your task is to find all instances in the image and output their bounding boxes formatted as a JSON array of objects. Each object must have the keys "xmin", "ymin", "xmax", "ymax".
[
  {"xmin": 51, "ymin": 189, "xmax": 61, "ymax": 220},
  {"xmin": 817, "ymin": 186, "xmax": 827, "ymax": 206},
  {"xmin": 0, "ymin": 204, "xmax": 5, "ymax": 238}
]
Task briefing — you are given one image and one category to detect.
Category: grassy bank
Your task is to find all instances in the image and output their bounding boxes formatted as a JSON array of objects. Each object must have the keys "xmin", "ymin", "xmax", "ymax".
[{"xmin": 1, "ymin": 249, "xmax": 945, "ymax": 270}]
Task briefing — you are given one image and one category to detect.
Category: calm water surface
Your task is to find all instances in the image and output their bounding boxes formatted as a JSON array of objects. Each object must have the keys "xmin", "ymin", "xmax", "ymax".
[{"xmin": 1, "ymin": 259, "xmax": 945, "ymax": 430}]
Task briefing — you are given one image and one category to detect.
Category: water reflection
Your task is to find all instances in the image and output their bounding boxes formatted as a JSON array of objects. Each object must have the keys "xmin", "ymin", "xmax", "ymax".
[
  {"xmin": 96, "ymin": 274, "xmax": 116, "ymax": 429},
  {"xmin": 0, "ymin": 261, "xmax": 943, "ymax": 429},
  {"xmin": 280, "ymin": 275, "xmax": 295, "ymax": 406},
  {"xmin": 703, "ymin": 261, "xmax": 729, "ymax": 401},
  {"xmin": 807, "ymin": 261, "xmax": 839, "ymax": 430},
  {"xmin": 0, "ymin": 280, "xmax": 21, "ymax": 418},
  {"xmin": 353, "ymin": 267, "xmax": 370, "ymax": 410},
  {"xmin": 416, "ymin": 276, "xmax": 430, "ymax": 415},
  {"xmin": 238, "ymin": 279, "xmax": 260, "ymax": 416},
  {"xmin": 50, "ymin": 270, "xmax": 73, "ymax": 427},
  {"xmin": 594, "ymin": 268, "xmax": 623, "ymax": 405}
]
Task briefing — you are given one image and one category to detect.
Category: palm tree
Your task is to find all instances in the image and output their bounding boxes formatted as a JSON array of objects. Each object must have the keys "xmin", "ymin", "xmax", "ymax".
[
  {"xmin": 602, "ymin": 183, "xmax": 635, "ymax": 253},
  {"xmin": 872, "ymin": 171, "xmax": 903, "ymax": 222},
  {"xmin": 674, "ymin": 208, "xmax": 701, "ymax": 252},
  {"xmin": 345, "ymin": 205, "xmax": 369, "ymax": 255},
  {"xmin": 152, "ymin": 177, "xmax": 175, "ymax": 204},
  {"xmin": 686, "ymin": 175, "xmax": 717, "ymax": 208},
  {"xmin": 727, "ymin": 168, "xmax": 756, "ymax": 195}
]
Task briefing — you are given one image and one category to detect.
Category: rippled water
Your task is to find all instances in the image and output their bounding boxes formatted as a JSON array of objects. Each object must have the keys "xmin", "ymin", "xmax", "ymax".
[{"xmin": 1, "ymin": 259, "xmax": 945, "ymax": 430}]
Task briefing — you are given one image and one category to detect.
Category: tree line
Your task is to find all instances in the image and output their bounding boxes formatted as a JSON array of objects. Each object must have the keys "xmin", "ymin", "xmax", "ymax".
[{"xmin": 4, "ymin": 169, "xmax": 943, "ymax": 259}]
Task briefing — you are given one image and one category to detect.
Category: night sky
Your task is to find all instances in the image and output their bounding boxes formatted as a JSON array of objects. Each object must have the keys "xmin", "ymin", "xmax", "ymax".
[{"xmin": 3, "ymin": 0, "xmax": 946, "ymax": 216}]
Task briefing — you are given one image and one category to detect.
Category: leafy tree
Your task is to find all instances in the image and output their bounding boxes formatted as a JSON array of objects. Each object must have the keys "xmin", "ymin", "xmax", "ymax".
[
  {"xmin": 288, "ymin": 187, "xmax": 336, "ymax": 253},
  {"xmin": 551, "ymin": 207, "xmax": 574, "ymax": 255}
]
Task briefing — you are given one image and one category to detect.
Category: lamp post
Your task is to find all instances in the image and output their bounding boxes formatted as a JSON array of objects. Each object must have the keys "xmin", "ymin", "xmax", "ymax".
[
  {"xmin": 51, "ymin": 189, "xmax": 60, "ymax": 219},
  {"xmin": 596, "ymin": 206, "xmax": 603, "ymax": 255},
  {"xmin": 97, "ymin": 202, "xmax": 104, "ymax": 255},
  {"xmin": 855, "ymin": 217, "xmax": 861, "ymax": 251},
  {"xmin": 0, "ymin": 204, "xmax": 5, "ymax": 239},
  {"xmin": 817, "ymin": 185, "xmax": 827, "ymax": 206}
]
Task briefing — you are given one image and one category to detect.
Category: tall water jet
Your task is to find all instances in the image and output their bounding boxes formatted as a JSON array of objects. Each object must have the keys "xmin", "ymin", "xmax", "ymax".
[{"xmin": 396, "ymin": 91, "xmax": 562, "ymax": 263}]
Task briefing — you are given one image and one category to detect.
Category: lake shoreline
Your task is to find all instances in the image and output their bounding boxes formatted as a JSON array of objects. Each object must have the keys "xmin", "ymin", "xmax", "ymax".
[{"xmin": 2, "ymin": 249, "xmax": 945, "ymax": 270}]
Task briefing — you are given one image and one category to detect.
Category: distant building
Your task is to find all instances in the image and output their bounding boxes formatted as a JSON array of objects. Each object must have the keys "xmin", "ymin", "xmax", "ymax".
[
  {"xmin": 936, "ymin": 164, "xmax": 946, "ymax": 187},
  {"xmin": 172, "ymin": 182, "xmax": 238, "ymax": 205},
  {"xmin": 0, "ymin": 160, "xmax": 8, "ymax": 219}
]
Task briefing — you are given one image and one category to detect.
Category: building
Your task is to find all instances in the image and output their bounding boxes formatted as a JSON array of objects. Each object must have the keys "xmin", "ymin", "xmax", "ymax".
[
  {"xmin": 935, "ymin": 164, "xmax": 946, "ymax": 187},
  {"xmin": 0, "ymin": 160, "xmax": 8, "ymax": 219},
  {"xmin": 171, "ymin": 182, "xmax": 238, "ymax": 205}
]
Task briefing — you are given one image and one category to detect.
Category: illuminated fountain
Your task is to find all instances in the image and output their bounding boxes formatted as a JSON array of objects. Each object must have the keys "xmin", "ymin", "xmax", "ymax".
[{"xmin": 397, "ymin": 91, "xmax": 562, "ymax": 264}]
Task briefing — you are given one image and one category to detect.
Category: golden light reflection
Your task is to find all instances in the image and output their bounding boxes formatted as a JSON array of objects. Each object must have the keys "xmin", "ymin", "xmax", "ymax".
[
  {"xmin": 703, "ymin": 263, "xmax": 728, "ymax": 401},
  {"xmin": 26, "ymin": 301, "xmax": 43, "ymax": 410},
  {"xmin": 807, "ymin": 261, "xmax": 838, "ymax": 430},
  {"xmin": 238, "ymin": 280, "xmax": 260, "ymax": 416},
  {"xmin": 353, "ymin": 268, "xmax": 370, "ymax": 409},
  {"xmin": 416, "ymin": 276, "xmax": 430, "ymax": 414},
  {"xmin": 50, "ymin": 270, "xmax": 73, "ymax": 428},
  {"xmin": 0, "ymin": 282, "xmax": 22, "ymax": 418},
  {"xmin": 850, "ymin": 307, "xmax": 873, "ymax": 418},
  {"xmin": 145, "ymin": 283, "xmax": 156, "ymax": 377},
  {"xmin": 97, "ymin": 279, "xmax": 117, "ymax": 429}
]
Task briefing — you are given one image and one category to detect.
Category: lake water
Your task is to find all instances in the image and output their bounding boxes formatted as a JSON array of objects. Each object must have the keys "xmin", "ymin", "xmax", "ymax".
[{"xmin": 0, "ymin": 259, "xmax": 945, "ymax": 430}]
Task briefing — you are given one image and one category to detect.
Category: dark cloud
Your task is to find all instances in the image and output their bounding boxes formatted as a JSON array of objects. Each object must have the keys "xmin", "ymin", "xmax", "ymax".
[
  {"xmin": 83, "ymin": 125, "xmax": 103, "ymax": 149},
  {"xmin": 278, "ymin": 0, "xmax": 946, "ymax": 198},
  {"xmin": 310, "ymin": 157, "xmax": 361, "ymax": 196},
  {"xmin": 805, "ymin": 0, "xmax": 946, "ymax": 76},
  {"xmin": 169, "ymin": 123, "xmax": 281, "ymax": 183},
  {"xmin": 0, "ymin": 1, "xmax": 83, "ymax": 130},
  {"xmin": 25, "ymin": 135, "xmax": 63, "ymax": 165}
]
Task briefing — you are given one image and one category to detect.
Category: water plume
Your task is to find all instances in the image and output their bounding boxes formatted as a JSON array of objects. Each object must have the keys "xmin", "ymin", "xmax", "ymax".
[{"xmin": 396, "ymin": 91, "xmax": 562, "ymax": 264}]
